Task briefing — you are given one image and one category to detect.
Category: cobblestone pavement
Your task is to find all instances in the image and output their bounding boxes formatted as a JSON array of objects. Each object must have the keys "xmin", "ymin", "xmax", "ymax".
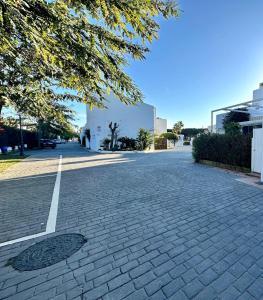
[{"xmin": 1, "ymin": 143, "xmax": 263, "ymax": 300}]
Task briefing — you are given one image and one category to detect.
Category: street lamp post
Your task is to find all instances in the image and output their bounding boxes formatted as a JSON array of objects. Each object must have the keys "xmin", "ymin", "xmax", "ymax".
[{"xmin": 19, "ymin": 114, "xmax": 24, "ymax": 156}]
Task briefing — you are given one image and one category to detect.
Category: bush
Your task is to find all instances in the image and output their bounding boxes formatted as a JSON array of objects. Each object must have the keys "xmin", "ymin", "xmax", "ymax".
[
  {"xmin": 160, "ymin": 132, "xmax": 178, "ymax": 146},
  {"xmin": 136, "ymin": 128, "xmax": 153, "ymax": 150},
  {"xmin": 118, "ymin": 136, "xmax": 136, "ymax": 150},
  {"xmin": 0, "ymin": 125, "xmax": 38, "ymax": 149},
  {"xmin": 183, "ymin": 141, "xmax": 190, "ymax": 145},
  {"xmin": 192, "ymin": 133, "xmax": 252, "ymax": 168},
  {"xmin": 154, "ymin": 137, "xmax": 167, "ymax": 150},
  {"xmin": 102, "ymin": 138, "xmax": 111, "ymax": 150}
]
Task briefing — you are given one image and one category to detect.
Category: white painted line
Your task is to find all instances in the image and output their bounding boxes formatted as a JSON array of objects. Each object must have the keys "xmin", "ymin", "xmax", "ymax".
[
  {"xmin": 0, "ymin": 232, "xmax": 48, "ymax": 248},
  {"xmin": 0, "ymin": 155, "xmax": 63, "ymax": 248},
  {"xmin": 46, "ymin": 155, "xmax": 62, "ymax": 232}
]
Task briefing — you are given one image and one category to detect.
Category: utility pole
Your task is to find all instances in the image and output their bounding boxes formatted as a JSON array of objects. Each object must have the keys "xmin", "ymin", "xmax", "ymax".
[{"xmin": 19, "ymin": 114, "xmax": 24, "ymax": 156}]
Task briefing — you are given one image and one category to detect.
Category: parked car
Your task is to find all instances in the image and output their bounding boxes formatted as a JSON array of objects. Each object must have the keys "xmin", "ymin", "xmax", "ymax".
[
  {"xmin": 52, "ymin": 139, "xmax": 66, "ymax": 144},
  {"xmin": 40, "ymin": 139, "xmax": 56, "ymax": 149}
]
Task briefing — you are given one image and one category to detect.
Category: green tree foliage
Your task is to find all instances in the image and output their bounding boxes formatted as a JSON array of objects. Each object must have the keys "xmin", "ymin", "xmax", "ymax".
[
  {"xmin": 223, "ymin": 108, "xmax": 250, "ymax": 126},
  {"xmin": 137, "ymin": 128, "xmax": 153, "ymax": 150},
  {"xmin": 0, "ymin": 0, "xmax": 179, "ymax": 115},
  {"xmin": 160, "ymin": 132, "xmax": 178, "ymax": 145},
  {"xmin": 224, "ymin": 122, "xmax": 241, "ymax": 136},
  {"xmin": 181, "ymin": 128, "xmax": 204, "ymax": 138},
  {"xmin": 172, "ymin": 121, "xmax": 184, "ymax": 134}
]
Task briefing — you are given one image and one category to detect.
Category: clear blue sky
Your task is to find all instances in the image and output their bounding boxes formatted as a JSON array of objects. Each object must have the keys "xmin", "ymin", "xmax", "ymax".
[{"xmin": 73, "ymin": 0, "xmax": 263, "ymax": 129}]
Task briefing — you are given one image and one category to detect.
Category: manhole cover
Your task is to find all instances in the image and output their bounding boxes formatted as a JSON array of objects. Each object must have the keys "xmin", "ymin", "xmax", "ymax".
[{"xmin": 7, "ymin": 233, "xmax": 87, "ymax": 271}]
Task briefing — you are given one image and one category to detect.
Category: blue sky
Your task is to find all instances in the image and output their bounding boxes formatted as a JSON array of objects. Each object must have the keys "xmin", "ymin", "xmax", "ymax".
[{"xmin": 73, "ymin": 0, "xmax": 263, "ymax": 129}]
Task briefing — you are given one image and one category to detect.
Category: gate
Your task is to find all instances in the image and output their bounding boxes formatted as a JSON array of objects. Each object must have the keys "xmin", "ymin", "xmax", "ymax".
[{"xmin": 252, "ymin": 128, "xmax": 263, "ymax": 173}]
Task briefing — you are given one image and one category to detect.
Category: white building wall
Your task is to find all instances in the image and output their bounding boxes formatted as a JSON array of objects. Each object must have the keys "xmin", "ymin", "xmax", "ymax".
[
  {"xmin": 216, "ymin": 113, "xmax": 226, "ymax": 133},
  {"xmin": 250, "ymin": 83, "xmax": 263, "ymax": 120},
  {"xmin": 155, "ymin": 117, "xmax": 167, "ymax": 135},
  {"xmin": 84, "ymin": 94, "xmax": 155, "ymax": 150}
]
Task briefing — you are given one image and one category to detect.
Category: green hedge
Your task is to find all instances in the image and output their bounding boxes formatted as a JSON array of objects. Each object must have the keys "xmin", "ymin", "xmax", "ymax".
[
  {"xmin": 0, "ymin": 125, "xmax": 38, "ymax": 149},
  {"xmin": 192, "ymin": 133, "xmax": 252, "ymax": 169}
]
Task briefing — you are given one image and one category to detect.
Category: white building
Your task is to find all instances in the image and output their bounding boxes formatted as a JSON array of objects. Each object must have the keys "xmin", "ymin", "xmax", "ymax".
[
  {"xmin": 155, "ymin": 117, "xmax": 167, "ymax": 136},
  {"xmin": 80, "ymin": 94, "xmax": 167, "ymax": 150}
]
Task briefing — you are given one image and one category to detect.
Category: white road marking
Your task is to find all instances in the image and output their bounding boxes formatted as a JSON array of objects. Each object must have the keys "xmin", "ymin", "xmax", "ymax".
[
  {"xmin": 0, "ymin": 155, "xmax": 63, "ymax": 248},
  {"xmin": 0, "ymin": 232, "xmax": 48, "ymax": 248},
  {"xmin": 46, "ymin": 155, "xmax": 62, "ymax": 232}
]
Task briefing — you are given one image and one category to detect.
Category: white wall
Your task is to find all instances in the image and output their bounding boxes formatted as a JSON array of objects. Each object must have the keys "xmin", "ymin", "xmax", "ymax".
[
  {"xmin": 250, "ymin": 84, "xmax": 263, "ymax": 119},
  {"xmin": 155, "ymin": 117, "xmax": 167, "ymax": 135},
  {"xmin": 216, "ymin": 113, "xmax": 226, "ymax": 133},
  {"xmin": 84, "ymin": 94, "xmax": 155, "ymax": 150}
]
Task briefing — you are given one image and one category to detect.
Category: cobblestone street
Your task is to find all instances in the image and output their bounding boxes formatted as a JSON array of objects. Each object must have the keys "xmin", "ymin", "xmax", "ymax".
[{"xmin": 0, "ymin": 143, "xmax": 263, "ymax": 300}]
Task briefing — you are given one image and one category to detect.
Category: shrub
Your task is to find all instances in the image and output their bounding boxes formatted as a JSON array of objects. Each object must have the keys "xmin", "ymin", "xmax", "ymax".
[
  {"xmin": 160, "ymin": 132, "xmax": 178, "ymax": 146},
  {"xmin": 118, "ymin": 136, "xmax": 136, "ymax": 150},
  {"xmin": 136, "ymin": 128, "xmax": 153, "ymax": 150},
  {"xmin": 192, "ymin": 133, "xmax": 252, "ymax": 169},
  {"xmin": 102, "ymin": 138, "xmax": 111, "ymax": 150},
  {"xmin": 183, "ymin": 141, "xmax": 190, "ymax": 145},
  {"xmin": 154, "ymin": 137, "xmax": 167, "ymax": 150},
  {"xmin": 0, "ymin": 125, "xmax": 38, "ymax": 149}
]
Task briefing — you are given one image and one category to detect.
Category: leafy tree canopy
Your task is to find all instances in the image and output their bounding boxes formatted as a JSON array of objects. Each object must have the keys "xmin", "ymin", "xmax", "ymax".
[
  {"xmin": 223, "ymin": 108, "xmax": 250, "ymax": 128},
  {"xmin": 181, "ymin": 128, "xmax": 204, "ymax": 138},
  {"xmin": 172, "ymin": 121, "xmax": 184, "ymax": 134},
  {"xmin": 160, "ymin": 132, "xmax": 178, "ymax": 140},
  {"xmin": 0, "ymin": 0, "xmax": 179, "ymax": 116}
]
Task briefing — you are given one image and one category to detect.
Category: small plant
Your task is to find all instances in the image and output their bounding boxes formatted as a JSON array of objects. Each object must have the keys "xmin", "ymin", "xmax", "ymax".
[
  {"xmin": 102, "ymin": 138, "xmax": 111, "ymax": 150},
  {"xmin": 136, "ymin": 128, "xmax": 153, "ymax": 151},
  {"xmin": 160, "ymin": 132, "xmax": 178, "ymax": 146},
  {"xmin": 154, "ymin": 136, "xmax": 167, "ymax": 150},
  {"xmin": 118, "ymin": 137, "xmax": 136, "ymax": 150}
]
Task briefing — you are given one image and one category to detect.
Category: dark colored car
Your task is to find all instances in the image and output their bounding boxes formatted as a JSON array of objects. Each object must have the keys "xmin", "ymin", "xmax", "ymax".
[{"xmin": 40, "ymin": 139, "xmax": 56, "ymax": 149}]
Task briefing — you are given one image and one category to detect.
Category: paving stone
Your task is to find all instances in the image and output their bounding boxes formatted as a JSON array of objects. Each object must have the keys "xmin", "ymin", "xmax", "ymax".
[
  {"xmin": 145, "ymin": 273, "xmax": 172, "ymax": 296},
  {"xmin": 199, "ymin": 268, "xmax": 218, "ymax": 285},
  {"xmin": 130, "ymin": 262, "xmax": 153, "ymax": 279},
  {"xmin": 220, "ymin": 286, "xmax": 241, "ymax": 300},
  {"xmin": 183, "ymin": 278, "xmax": 204, "ymax": 298},
  {"xmin": 103, "ymin": 282, "xmax": 135, "ymax": 300},
  {"xmin": 133, "ymin": 271, "xmax": 156, "ymax": 289},
  {"xmin": 212, "ymin": 272, "xmax": 236, "ymax": 293},
  {"xmin": 234, "ymin": 272, "xmax": 255, "ymax": 293},
  {"xmin": 162, "ymin": 277, "xmax": 185, "ymax": 297},
  {"xmin": 247, "ymin": 277, "xmax": 263, "ymax": 298},
  {"xmin": 108, "ymin": 273, "xmax": 130, "ymax": 290}
]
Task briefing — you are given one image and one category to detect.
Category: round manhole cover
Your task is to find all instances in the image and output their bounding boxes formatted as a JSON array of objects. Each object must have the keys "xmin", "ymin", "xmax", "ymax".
[{"xmin": 7, "ymin": 233, "xmax": 87, "ymax": 271}]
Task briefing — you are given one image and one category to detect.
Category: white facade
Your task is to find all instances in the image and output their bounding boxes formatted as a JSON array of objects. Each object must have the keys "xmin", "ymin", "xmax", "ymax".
[
  {"xmin": 155, "ymin": 117, "xmax": 167, "ymax": 135},
  {"xmin": 81, "ymin": 94, "xmax": 167, "ymax": 150},
  {"xmin": 216, "ymin": 113, "xmax": 226, "ymax": 134},
  {"xmin": 249, "ymin": 83, "xmax": 263, "ymax": 121}
]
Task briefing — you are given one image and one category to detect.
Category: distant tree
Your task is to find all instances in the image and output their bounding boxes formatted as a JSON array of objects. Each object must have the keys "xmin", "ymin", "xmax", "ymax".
[
  {"xmin": 160, "ymin": 132, "xmax": 178, "ymax": 146},
  {"xmin": 109, "ymin": 122, "xmax": 119, "ymax": 150},
  {"xmin": 223, "ymin": 108, "xmax": 250, "ymax": 135},
  {"xmin": 173, "ymin": 121, "xmax": 184, "ymax": 134},
  {"xmin": 181, "ymin": 128, "xmax": 205, "ymax": 138},
  {"xmin": 224, "ymin": 122, "xmax": 242, "ymax": 136},
  {"xmin": 137, "ymin": 129, "xmax": 153, "ymax": 150},
  {"xmin": 223, "ymin": 108, "xmax": 249, "ymax": 127}
]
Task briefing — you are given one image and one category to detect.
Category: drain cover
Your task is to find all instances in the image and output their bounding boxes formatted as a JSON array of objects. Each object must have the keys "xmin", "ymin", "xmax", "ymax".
[{"xmin": 7, "ymin": 233, "xmax": 87, "ymax": 271}]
